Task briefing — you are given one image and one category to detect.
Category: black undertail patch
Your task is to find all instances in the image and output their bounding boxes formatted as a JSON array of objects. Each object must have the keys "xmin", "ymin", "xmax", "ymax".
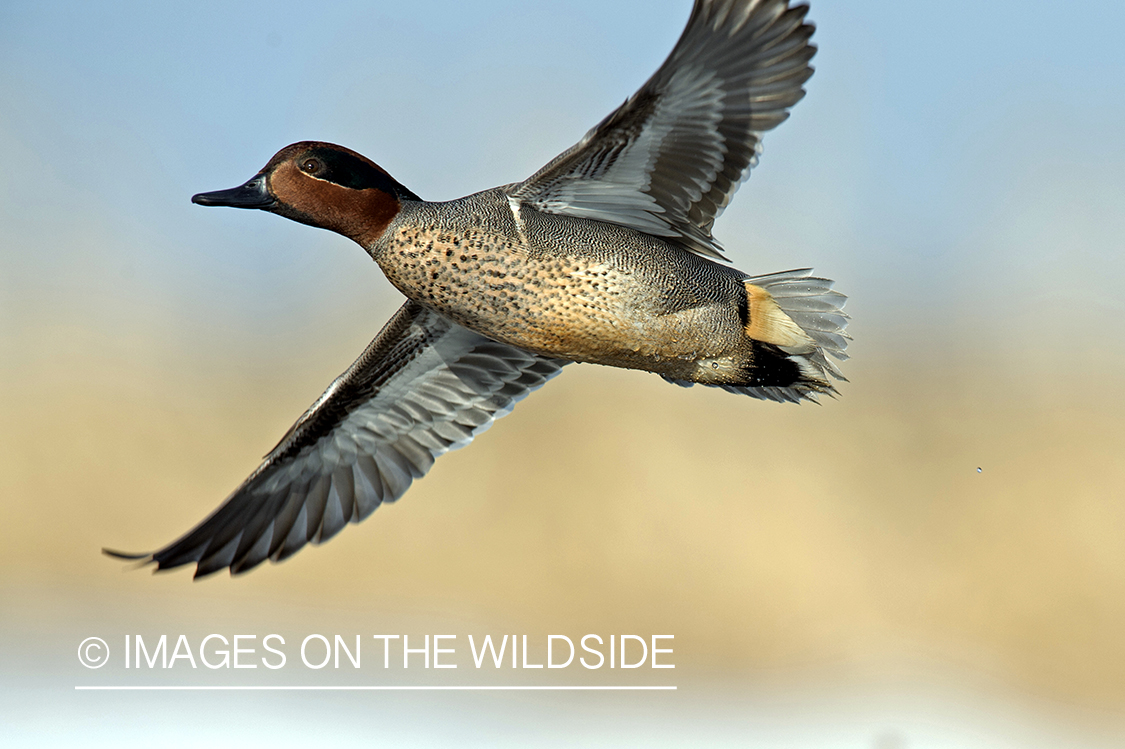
[{"xmin": 738, "ymin": 341, "xmax": 803, "ymax": 388}]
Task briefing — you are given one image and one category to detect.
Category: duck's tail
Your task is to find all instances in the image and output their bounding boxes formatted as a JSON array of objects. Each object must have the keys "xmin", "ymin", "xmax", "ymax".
[
  {"xmin": 737, "ymin": 268, "xmax": 849, "ymax": 401},
  {"xmin": 664, "ymin": 269, "xmax": 850, "ymax": 403}
]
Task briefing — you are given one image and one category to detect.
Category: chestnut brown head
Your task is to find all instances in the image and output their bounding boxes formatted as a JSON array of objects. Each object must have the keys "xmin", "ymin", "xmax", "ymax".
[{"xmin": 192, "ymin": 141, "xmax": 418, "ymax": 247}]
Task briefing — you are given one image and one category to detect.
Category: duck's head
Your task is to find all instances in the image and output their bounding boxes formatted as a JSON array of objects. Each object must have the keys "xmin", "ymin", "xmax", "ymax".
[{"xmin": 192, "ymin": 141, "xmax": 419, "ymax": 247}]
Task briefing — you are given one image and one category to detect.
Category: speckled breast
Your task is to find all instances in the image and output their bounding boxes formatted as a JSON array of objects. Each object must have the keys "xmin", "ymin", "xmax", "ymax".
[{"xmin": 370, "ymin": 190, "xmax": 747, "ymax": 372}]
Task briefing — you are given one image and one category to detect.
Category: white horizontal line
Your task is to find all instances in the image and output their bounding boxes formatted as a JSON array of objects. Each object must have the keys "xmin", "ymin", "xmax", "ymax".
[{"xmin": 75, "ymin": 685, "xmax": 676, "ymax": 691}]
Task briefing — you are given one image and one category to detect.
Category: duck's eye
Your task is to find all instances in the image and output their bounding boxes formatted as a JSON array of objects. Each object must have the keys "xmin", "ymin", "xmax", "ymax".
[{"xmin": 299, "ymin": 157, "xmax": 322, "ymax": 174}]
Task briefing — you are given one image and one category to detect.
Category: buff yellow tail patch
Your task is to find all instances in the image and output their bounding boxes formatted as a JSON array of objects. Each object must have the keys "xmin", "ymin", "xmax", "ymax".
[{"xmin": 744, "ymin": 283, "xmax": 815, "ymax": 352}]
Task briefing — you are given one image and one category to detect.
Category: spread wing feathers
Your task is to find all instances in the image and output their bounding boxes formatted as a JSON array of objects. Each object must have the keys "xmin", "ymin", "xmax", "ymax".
[
  {"xmin": 509, "ymin": 0, "xmax": 815, "ymax": 260},
  {"xmin": 106, "ymin": 301, "xmax": 566, "ymax": 578}
]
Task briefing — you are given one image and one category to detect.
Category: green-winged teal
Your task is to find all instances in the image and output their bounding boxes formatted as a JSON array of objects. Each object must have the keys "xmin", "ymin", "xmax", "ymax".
[{"xmin": 108, "ymin": 0, "xmax": 848, "ymax": 578}]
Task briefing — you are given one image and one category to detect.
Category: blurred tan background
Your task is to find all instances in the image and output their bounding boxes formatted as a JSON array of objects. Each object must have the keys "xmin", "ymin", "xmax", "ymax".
[{"xmin": 3, "ymin": 0, "xmax": 1125, "ymax": 745}]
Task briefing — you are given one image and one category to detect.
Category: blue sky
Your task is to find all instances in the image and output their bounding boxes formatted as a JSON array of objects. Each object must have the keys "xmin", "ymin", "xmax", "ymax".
[{"xmin": 4, "ymin": 0, "xmax": 1123, "ymax": 355}]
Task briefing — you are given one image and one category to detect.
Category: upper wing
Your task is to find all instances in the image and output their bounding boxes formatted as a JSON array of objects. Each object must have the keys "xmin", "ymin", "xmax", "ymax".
[
  {"xmin": 508, "ymin": 0, "xmax": 815, "ymax": 260},
  {"xmin": 107, "ymin": 301, "xmax": 566, "ymax": 578}
]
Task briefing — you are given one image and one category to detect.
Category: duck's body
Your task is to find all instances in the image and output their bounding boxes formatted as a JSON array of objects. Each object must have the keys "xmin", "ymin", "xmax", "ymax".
[
  {"xmin": 378, "ymin": 188, "xmax": 752, "ymax": 382},
  {"xmin": 107, "ymin": 0, "xmax": 849, "ymax": 578}
]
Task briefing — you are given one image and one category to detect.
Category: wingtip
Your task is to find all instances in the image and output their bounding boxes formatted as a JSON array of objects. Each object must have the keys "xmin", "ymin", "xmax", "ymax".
[
  {"xmin": 102, "ymin": 547, "xmax": 151, "ymax": 561},
  {"xmin": 102, "ymin": 547, "xmax": 157, "ymax": 572},
  {"xmin": 191, "ymin": 566, "xmax": 225, "ymax": 581}
]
